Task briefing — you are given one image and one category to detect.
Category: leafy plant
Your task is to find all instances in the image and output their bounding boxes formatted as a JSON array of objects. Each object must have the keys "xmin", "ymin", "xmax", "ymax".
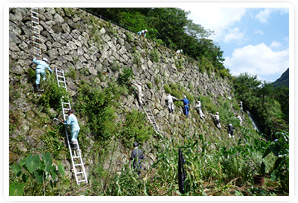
[
  {"xmin": 117, "ymin": 68, "xmax": 134, "ymax": 87},
  {"xmin": 38, "ymin": 74, "xmax": 69, "ymax": 111},
  {"xmin": 132, "ymin": 51, "xmax": 142, "ymax": 66},
  {"xmin": 121, "ymin": 109, "xmax": 154, "ymax": 147},
  {"xmin": 262, "ymin": 131, "xmax": 289, "ymax": 192},
  {"xmin": 150, "ymin": 48, "xmax": 160, "ymax": 63},
  {"xmin": 9, "ymin": 152, "xmax": 65, "ymax": 196}
]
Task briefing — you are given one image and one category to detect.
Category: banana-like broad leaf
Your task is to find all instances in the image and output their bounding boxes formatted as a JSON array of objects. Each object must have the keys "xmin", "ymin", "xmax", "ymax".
[
  {"xmin": 9, "ymin": 182, "xmax": 24, "ymax": 196},
  {"xmin": 58, "ymin": 162, "xmax": 66, "ymax": 178},
  {"xmin": 12, "ymin": 164, "xmax": 22, "ymax": 177},
  {"xmin": 42, "ymin": 152, "xmax": 52, "ymax": 173},
  {"xmin": 262, "ymin": 147, "xmax": 272, "ymax": 159},
  {"xmin": 274, "ymin": 157, "xmax": 283, "ymax": 170},
  {"xmin": 50, "ymin": 165, "xmax": 57, "ymax": 181},
  {"xmin": 19, "ymin": 158, "xmax": 27, "ymax": 166},
  {"xmin": 35, "ymin": 170, "xmax": 44, "ymax": 184},
  {"xmin": 26, "ymin": 155, "xmax": 40, "ymax": 174}
]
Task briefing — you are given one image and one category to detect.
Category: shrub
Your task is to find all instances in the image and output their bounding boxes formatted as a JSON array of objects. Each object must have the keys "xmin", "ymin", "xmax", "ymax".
[
  {"xmin": 126, "ymin": 32, "xmax": 132, "ymax": 42},
  {"xmin": 164, "ymin": 84, "xmax": 171, "ymax": 94},
  {"xmin": 38, "ymin": 74, "xmax": 69, "ymax": 111},
  {"xmin": 200, "ymin": 96, "xmax": 217, "ymax": 113},
  {"xmin": 175, "ymin": 59, "xmax": 184, "ymax": 72},
  {"xmin": 150, "ymin": 48, "xmax": 160, "ymax": 63},
  {"xmin": 132, "ymin": 51, "xmax": 141, "ymax": 66},
  {"xmin": 146, "ymin": 81, "xmax": 152, "ymax": 89},
  {"xmin": 121, "ymin": 109, "xmax": 154, "ymax": 148},
  {"xmin": 66, "ymin": 67, "xmax": 77, "ymax": 80},
  {"xmin": 75, "ymin": 83, "xmax": 121, "ymax": 141},
  {"xmin": 117, "ymin": 68, "xmax": 134, "ymax": 87}
]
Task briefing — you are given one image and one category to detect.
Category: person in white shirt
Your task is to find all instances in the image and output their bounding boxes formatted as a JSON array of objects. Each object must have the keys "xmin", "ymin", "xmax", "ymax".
[
  {"xmin": 133, "ymin": 82, "xmax": 145, "ymax": 107},
  {"xmin": 165, "ymin": 93, "xmax": 178, "ymax": 113},
  {"xmin": 195, "ymin": 100, "xmax": 205, "ymax": 119},
  {"xmin": 211, "ymin": 112, "xmax": 221, "ymax": 129},
  {"xmin": 236, "ymin": 114, "xmax": 243, "ymax": 125}
]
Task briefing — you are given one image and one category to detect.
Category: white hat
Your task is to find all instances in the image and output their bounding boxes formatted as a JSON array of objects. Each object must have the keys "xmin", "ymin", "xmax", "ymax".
[
  {"xmin": 42, "ymin": 57, "xmax": 48, "ymax": 62},
  {"xmin": 216, "ymin": 112, "xmax": 219, "ymax": 115},
  {"xmin": 145, "ymin": 29, "xmax": 148, "ymax": 32}
]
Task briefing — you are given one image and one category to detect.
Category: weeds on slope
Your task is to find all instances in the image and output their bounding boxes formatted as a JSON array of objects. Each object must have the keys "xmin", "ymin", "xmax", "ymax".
[{"xmin": 86, "ymin": 127, "xmax": 287, "ymax": 196}]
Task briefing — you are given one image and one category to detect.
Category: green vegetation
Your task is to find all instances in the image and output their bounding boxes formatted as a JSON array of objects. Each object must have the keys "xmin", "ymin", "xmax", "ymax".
[
  {"xmin": 132, "ymin": 51, "xmax": 142, "ymax": 66},
  {"xmin": 121, "ymin": 109, "xmax": 155, "ymax": 147},
  {"xmin": 150, "ymin": 48, "xmax": 160, "ymax": 63},
  {"xmin": 117, "ymin": 67, "xmax": 135, "ymax": 87},
  {"xmin": 75, "ymin": 82, "xmax": 121, "ymax": 141},
  {"xmin": 233, "ymin": 73, "xmax": 289, "ymax": 137},
  {"xmin": 9, "ymin": 152, "xmax": 65, "ymax": 196},
  {"xmin": 175, "ymin": 59, "xmax": 184, "ymax": 72},
  {"xmin": 85, "ymin": 127, "xmax": 284, "ymax": 196},
  {"xmin": 9, "ymin": 8, "xmax": 289, "ymax": 197},
  {"xmin": 38, "ymin": 74, "xmax": 69, "ymax": 111}
]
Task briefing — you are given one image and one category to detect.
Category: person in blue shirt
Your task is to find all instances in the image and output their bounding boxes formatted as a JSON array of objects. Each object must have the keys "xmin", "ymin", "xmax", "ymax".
[
  {"xmin": 64, "ymin": 109, "xmax": 80, "ymax": 148},
  {"xmin": 137, "ymin": 29, "xmax": 147, "ymax": 37},
  {"xmin": 181, "ymin": 95, "xmax": 190, "ymax": 117},
  {"xmin": 32, "ymin": 57, "xmax": 53, "ymax": 91}
]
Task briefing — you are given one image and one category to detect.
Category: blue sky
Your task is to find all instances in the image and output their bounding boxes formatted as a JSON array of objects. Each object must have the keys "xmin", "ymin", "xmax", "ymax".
[{"xmin": 179, "ymin": 6, "xmax": 290, "ymax": 82}]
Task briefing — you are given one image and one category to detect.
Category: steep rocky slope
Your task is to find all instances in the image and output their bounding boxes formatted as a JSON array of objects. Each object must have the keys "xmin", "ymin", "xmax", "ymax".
[{"xmin": 9, "ymin": 8, "xmax": 257, "ymax": 186}]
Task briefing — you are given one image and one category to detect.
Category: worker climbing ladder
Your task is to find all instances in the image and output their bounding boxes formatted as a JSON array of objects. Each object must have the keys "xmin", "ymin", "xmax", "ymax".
[
  {"xmin": 142, "ymin": 106, "xmax": 162, "ymax": 135},
  {"xmin": 31, "ymin": 8, "xmax": 42, "ymax": 60},
  {"xmin": 55, "ymin": 68, "xmax": 88, "ymax": 185}
]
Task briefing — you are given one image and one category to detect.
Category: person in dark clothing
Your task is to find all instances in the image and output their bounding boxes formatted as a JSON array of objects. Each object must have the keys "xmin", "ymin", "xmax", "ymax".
[
  {"xmin": 226, "ymin": 124, "xmax": 235, "ymax": 139},
  {"xmin": 178, "ymin": 148, "xmax": 188, "ymax": 194},
  {"xmin": 130, "ymin": 142, "xmax": 144, "ymax": 175}
]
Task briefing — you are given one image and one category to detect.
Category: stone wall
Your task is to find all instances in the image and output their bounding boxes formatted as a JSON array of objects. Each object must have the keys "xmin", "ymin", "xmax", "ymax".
[{"xmin": 9, "ymin": 8, "xmax": 237, "ymax": 176}]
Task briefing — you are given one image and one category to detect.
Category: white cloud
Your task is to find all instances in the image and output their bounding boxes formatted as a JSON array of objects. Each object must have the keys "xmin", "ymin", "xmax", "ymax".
[
  {"xmin": 255, "ymin": 8, "xmax": 289, "ymax": 23},
  {"xmin": 256, "ymin": 8, "xmax": 272, "ymax": 23},
  {"xmin": 180, "ymin": 6, "xmax": 246, "ymax": 41},
  {"xmin": 224, "ymin": 43, "xmax": 289, "ymax": 81},
  {"xmin": 223, "ymin": 27, "xmax": 245, "ymax": 43},
  {"xmin": 254, "ymin": 30, "xmax": 264, "ymax": 35},
  {"xmin": 270, "ymin": 41, "xmax": 282, "ymax": 49}
]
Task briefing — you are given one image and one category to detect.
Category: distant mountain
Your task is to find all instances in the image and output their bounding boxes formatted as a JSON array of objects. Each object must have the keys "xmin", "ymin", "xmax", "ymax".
[{"xmin": 272, "ymin": 68, "xmax": 289, "ymax": 87}]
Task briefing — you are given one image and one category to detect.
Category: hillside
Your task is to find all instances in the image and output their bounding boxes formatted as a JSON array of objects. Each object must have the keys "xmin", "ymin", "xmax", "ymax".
[
  {"xmin": 272, "ymin": 68, "xmax": 289, "ymax": 87},
  {"xmin": 9, "ymin": 8, "xmax": 287, "ymax": 196}
]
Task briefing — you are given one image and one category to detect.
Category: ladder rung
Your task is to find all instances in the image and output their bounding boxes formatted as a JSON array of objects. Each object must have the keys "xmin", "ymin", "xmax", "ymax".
[
  {"xmin": 33, "ymin": 31, "xmax": 40, "ymax": 35},
  {"xmin": 31, "ymin": 15, "xmax": 39, "ymax": 19},
  {"xmin": 73, "ymin": 156, "xmax": 80, "ymax": 158},
  {"xmin": 33, "ymin": 41, "xmax": 41, "ymax": 45},
  {"xmin": 32, "ymin": 21, "xmax": 39, "ymax": 24},
  {"xmin": 31, "ymin": 11, "xmax": 39, "ymax": 15},
  {"xmin": 76, "ymin": 172, "xmax": 84, "ymax": 175},
  {"xmin": 32, "ymin": 36, "xmax": 40, "ymax": 40},
  {"xmin": 32, "ymin": 26, "xmax": 39, "ymax": 30},
  {"xmin": 75, "ymin": 164, "xmax": 82, "ymax": 167},
  {"xmin": 78, "ymin": 180, "xmax": 87, "ymax": 183}
]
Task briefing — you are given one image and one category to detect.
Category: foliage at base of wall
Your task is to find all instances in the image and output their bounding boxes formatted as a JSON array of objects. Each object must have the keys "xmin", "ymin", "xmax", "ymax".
[{"xmin": 9, "ymin": 152, "xmax": 66, "ymax": 196}]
